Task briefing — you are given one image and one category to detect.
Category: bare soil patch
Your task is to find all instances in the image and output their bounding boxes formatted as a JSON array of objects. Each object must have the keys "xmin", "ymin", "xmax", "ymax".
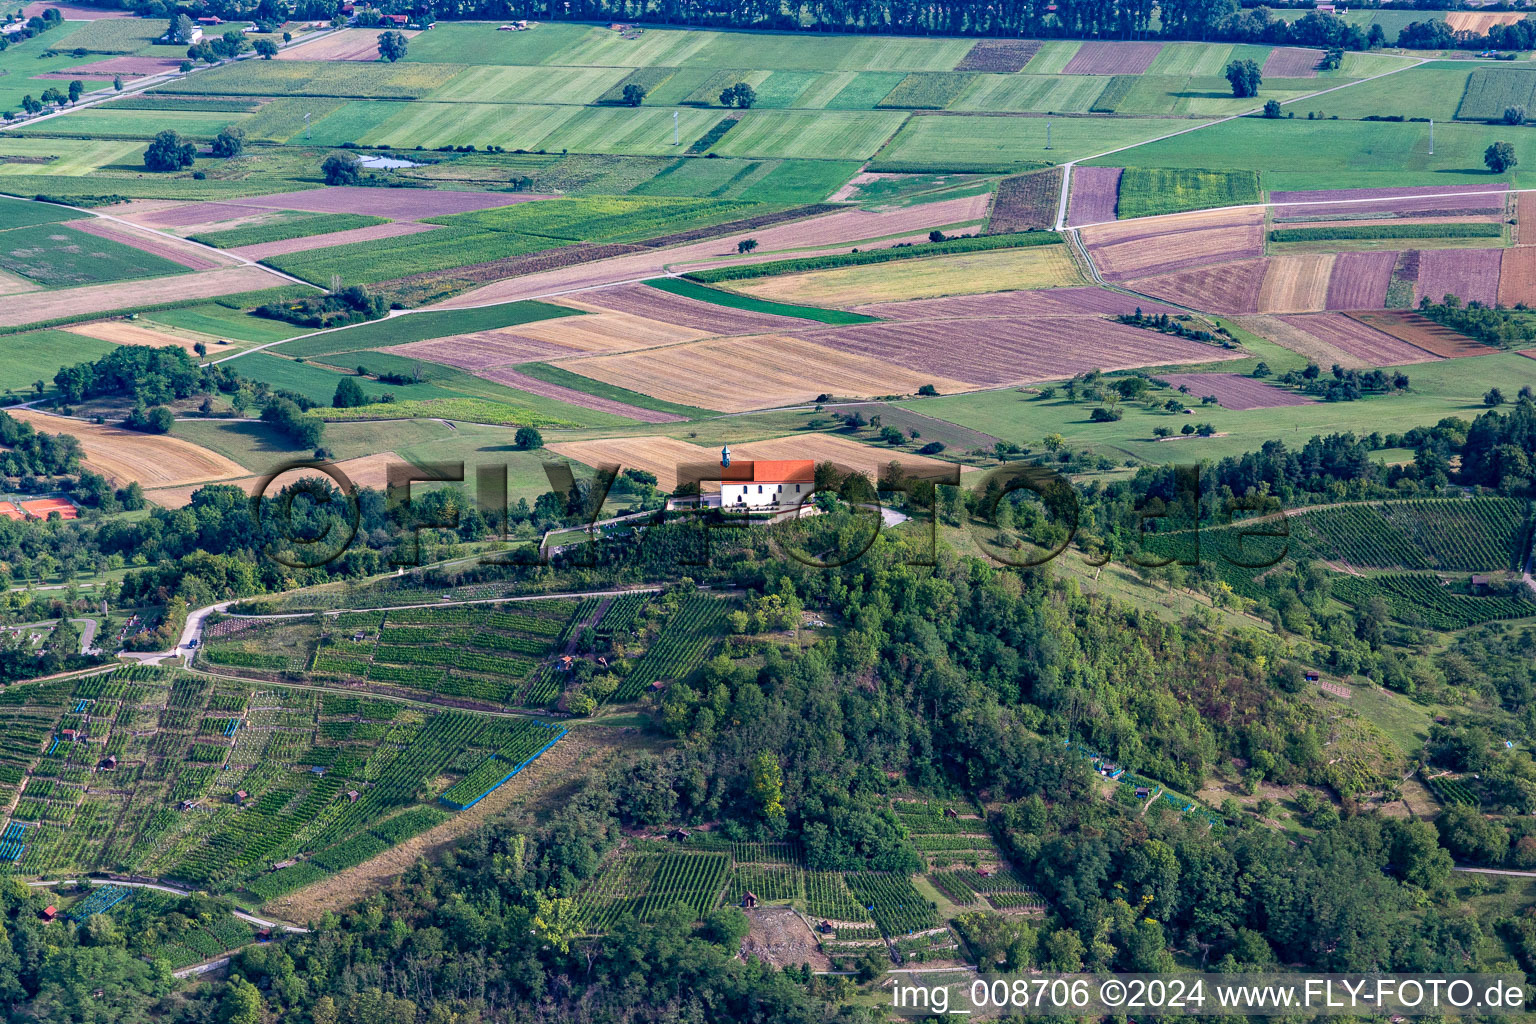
[
  {"xmin": 279, "ymin": 27, "xmax": 415, "ymax": 61},
  {"xmin": 64, "ymin": 319, "xmax": 212, "ymax": 354},
  {"xmin": 742, "ymin": 906, "xmax": 831, "ymax": 970}
]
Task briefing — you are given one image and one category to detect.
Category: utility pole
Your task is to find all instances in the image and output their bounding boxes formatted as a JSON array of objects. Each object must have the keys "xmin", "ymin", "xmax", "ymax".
[
  {"xmin": 1045, "ymin": 120, "xmax": 1052, "ymax": 151},
  {"xmin": 673, "ymin": 110, "xmax": 679, "ymax": 146},
  {"xmin": 304, "ymin": 111, "xmax": 310, "ymax": 141},
  {"xmin": 1428, "ymin": 118, "xmax": 1433, "ymax": 156}
]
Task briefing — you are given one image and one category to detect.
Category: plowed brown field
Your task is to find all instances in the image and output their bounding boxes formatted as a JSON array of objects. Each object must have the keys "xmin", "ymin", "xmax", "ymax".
[
  {"xmin": 553, "ymin": 333, "xmax": 968, "ymax": 412},
  {"xmin": 1499, "ymin": 246, "xmax": 1536, "ymax": 307}
]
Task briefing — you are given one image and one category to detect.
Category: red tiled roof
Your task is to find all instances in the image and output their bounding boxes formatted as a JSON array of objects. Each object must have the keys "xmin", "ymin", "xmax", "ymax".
[{"xmin": 720, "ymin": 460, "xmax": 814, "ymax": 484}]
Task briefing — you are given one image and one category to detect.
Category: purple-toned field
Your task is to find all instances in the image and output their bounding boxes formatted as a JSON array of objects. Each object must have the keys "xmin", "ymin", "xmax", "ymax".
[
  {"xmin": 1157, "ymin": 373, "xmax": 1313, "ymax": 410},
  {"xmin": 1067, "ymin": 167, "xmax": 1121, "ymax": 227},
  {"xmin": 1260, "ymin": 47, "xmax": 1324, "ymax": 78},
  {"xmin": 392, "ymin": 332, "xmax": 580, "ymax": 367},
  {"xmin": 1270, "ymin": 184, "xmax": 1508, "ymax": 222},
  {"xmin": 954, "ymin": 38, "xmax": 1042, "ymax": 72},
  {"xmin": 1087, "ymin": 211, "xmax": 1265, "ymax": 281},
  {"xmin": 802, "ymin": 315, "xmax": 1236, "ymax": 386},
  {"xmin": 1274, "ymin": 313, "xmax": 1441, "ymax": 366},
  {"xmin": 854, "ymin": 286, "xmax": 1177, "ymax": 321},
  {"xmin": 1127, "ymin": 260, "xmax": 1268, "ymax": 314},
  {"xmin": 1324, "ymin": 250, "xmax": 1398, "ymax": 310},
  {"xmin": 1061, "ymin": 41, "xmax": 1163, "ymax": 75},
  {"xmin": 579, "ymin": 283, "xmax": 813, "ymax": 334},
  {"xmin": 1415, "ymin": 248, "xmax": 1502, "ymax": 306}
]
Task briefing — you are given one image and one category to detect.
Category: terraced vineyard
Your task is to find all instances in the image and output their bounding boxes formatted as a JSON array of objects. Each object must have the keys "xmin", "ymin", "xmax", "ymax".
[
  {"xmin": 205, "ymin": 597, "xmax": 591, "ymax": 707},
  {"xmin": 1289, "ymin": 498, "xmax": 1530, "ymax": 572},
  {"xmin": 613, "ymin": 595, "xmax": 731, "ymax": 701},
  {"xmin": 844, "ymin": 872, "xmax": 939, "ymax": 937},
  {"xmin": 1426, "ymin": 774, "xmax": 1479, "ymax": 808},
  {"xmin": 1332, "ymin": 573, "xmax": 1535, "ymax": 630},
  {"xmin": 0, "ymin": 664, "xmax": 565, "ymax": 905},
  {"xmin": 576, "ymin": 849, "xmax": 732, "ymax": 931}
]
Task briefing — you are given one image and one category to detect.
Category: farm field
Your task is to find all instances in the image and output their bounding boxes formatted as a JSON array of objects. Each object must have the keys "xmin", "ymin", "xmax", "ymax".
[
  {"xmin": 911, "ymin": 350, "xmax": 1536, "ymax": 465},
  {"xmin": 726, "ymin": 244, "xmax": 1082, "ymax": 306},
  {"xmin": 3, "ymin": 408, "xmax": 247, "ymax": 488}
]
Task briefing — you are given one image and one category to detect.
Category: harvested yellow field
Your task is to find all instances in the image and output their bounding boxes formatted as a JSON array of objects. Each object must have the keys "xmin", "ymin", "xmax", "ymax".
[
  {"xmin": 733, "ymin": 433, "xmax": 957, "ymax": 482},
  {"xmin": 5, "ymin": 409, "xmax": 246, "ymax": 488},
  {"xmin": 515, "ymin": 304, "xmax": 711, "ymax": 352},
  {"xmin": 1257, "ymin": 254, "xmax": 1335, "ymax": 313},
  {"xmin": 554, "ymin": 334, "xmax": 969, "ymax": 413},
  {"xmin": 728, "ymin": 245, "xmax": 1083, "ymax": 307},
  {"xmin": 142, "ymin": 451, "xmax": 401, "ymax": 507},
  {"xmin": 545, "ymin": 436, "xmax": 711, "ymax": 491},
  {"xmin": 0, "ymin": 266, "xmax": 291, "ymax": 328},
  {"xmin": 0, "ymin": 270, "xmax": 39, "ymax": 296},
  {"xmin": 1446, "ymin": 10, "xmax": 1526, "ymax": 32},
  {"xmin": 548, "ymin": 434, "xmax": 955, "ymax": 491},
  {"xmin": 63, "ymin": 319, "xmax": 214, "ymax": 354}
]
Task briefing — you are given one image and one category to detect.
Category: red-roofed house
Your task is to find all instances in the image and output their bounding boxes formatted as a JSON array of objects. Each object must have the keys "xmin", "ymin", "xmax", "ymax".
[
  {"xmin": 382, "ymin": 13, "xmax": 407, "ymax": 25},
  {"xmin": 718, "ymin": 446, "xmax": 814, "ymax": 509}
]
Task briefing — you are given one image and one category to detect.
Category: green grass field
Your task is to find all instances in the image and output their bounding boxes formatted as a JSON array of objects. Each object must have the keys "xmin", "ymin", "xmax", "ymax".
[
  {"xmin": 0, "ymin": 223, "xmax": 189, "ymax": 287},
  {"xmin": 432, "ymin": 195, "xmax": 760, "ymax": 244},
  {"xmin": 0, "ymin": 328, "xmax": 117, "ymax": 393},
  {"xmin": 148, "ymin": 304, "xmax": 314, "ymax": 344},
  {"xmin": 1086, "ymin": 115, "xmax": 1536, "ymax": 189},
  {"xmin": 0, "ymin": 195, "xmax": 76, "ymax": 229},
  {"xmin": 272, "ymin": 301, "xmax": 581, "ymax": 358},
  {"xmin": 905, "ymin": 351, "xmax": 1536, "ymax": 465},
  {"xmin": 1317, "ymin": 65, "xmax": 1472, "ymax": 123},
  {"xmin": 236, "ymin": 353, "xmax": 455, "ymax": 405},
  {"xmin": 876, "ymin": 113, "xmax": 1201, "ymax": 170},
  {"xmin": 1115, "ymin": 168, "xmax": 1261, "ymax": 218},
  {"xmin": 705, "ymin": 108, "xmax": 908, "ymax": 160},
  {"xmin": 21, "ymin": 107, "xmax": 247, "ymax": 141}
]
